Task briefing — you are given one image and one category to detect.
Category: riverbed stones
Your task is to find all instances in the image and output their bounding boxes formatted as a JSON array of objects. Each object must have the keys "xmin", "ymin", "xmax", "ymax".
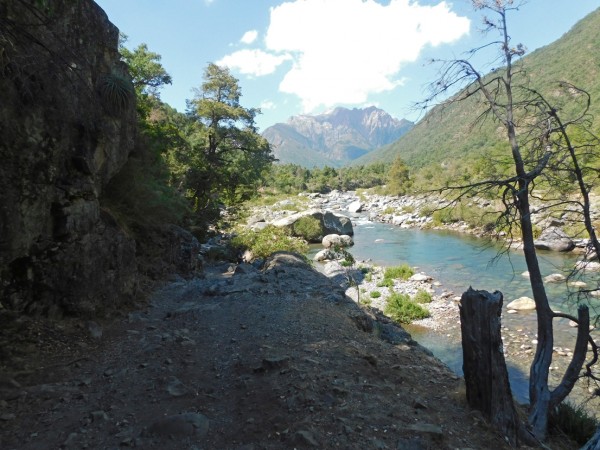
[
  {"xmin": 544, "ymin": 273, "xmax": 566, "ymax": 283},
  {"xmin": 506, "ymin": 297, "xmax": 536, "ymax": 310},
  {"xmin": 575, "ymin": 260, "xmax": 600, "ymax": 272},
  {"xmin": 322, "ymin": 234, "xmax": 354, "ymax": 248},
  {"xmin": 534, "ymin": 226, "xmax": 575, "ymax": 252}
]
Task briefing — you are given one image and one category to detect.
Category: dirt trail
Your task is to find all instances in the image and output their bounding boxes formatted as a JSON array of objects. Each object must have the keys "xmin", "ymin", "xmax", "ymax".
[{"xmin": 1, "ymin": 253, "xmax": 520, "ymax": 449}]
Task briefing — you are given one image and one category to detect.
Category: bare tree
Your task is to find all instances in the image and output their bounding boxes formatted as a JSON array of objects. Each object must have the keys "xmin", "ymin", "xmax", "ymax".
[{"xmin": 418, "ymin": 0, "xmax": 599, "ymax": 444}]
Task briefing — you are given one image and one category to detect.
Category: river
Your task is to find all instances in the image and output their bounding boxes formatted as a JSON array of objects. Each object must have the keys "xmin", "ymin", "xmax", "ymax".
[{"xmin": 340, "ymin": 215, "xmax": 599, "ymax": 404}]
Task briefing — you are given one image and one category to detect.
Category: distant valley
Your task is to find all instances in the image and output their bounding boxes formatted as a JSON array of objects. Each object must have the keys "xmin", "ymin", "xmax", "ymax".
[{"xmin": 262, "ymin": 106, "xmax": 413, "ymax": 168}]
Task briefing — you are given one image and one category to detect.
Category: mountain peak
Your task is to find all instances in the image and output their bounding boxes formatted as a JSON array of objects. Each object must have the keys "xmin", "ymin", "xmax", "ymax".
[{"xmin": 263, "ymin": 106, "xmax": 413, "ymax": 168}]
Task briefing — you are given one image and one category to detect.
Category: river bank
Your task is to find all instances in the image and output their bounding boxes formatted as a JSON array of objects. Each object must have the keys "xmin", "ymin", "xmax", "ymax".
[{"xmin": 241, "ymin": 190, "xmax": 600, "ymax": 416}]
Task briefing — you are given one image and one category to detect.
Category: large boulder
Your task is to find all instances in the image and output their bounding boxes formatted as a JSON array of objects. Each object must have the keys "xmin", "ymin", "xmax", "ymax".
[
  {"xmin": 506, "ymin": 297, "xmax": 536, "ymax": 311},
  {"xmin": 534, "ymin": 227, "xmax": 575, "ymax": 252},
  {"xmin": 272, "ymin": 209, "xmax": 354, "ymax": 236},
  {"xmin": 347, "ymin": 200, "xmax": 363, "ymax": 213},
  {"xmin": 322, "ymin": 234, "xmax": 354, "ymax": 249}
]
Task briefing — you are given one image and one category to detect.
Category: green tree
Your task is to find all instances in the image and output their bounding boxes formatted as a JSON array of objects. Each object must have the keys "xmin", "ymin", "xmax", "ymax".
[
  {"xmin": 119, "ymin": 37, "xmax": 172, "ymax": 118},
  {"xmin": 184, "ymin": 63, "xmax": 273, "ymax": 215},
  {"xmin": 386, "ymin": 156, "xmax": 412, "ymax": 196}
]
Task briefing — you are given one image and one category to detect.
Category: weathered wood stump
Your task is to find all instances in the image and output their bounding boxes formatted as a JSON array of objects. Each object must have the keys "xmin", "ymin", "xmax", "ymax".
[{"xmin": 459, "ymin": 287, "xmax": 520, "ymax": 447}]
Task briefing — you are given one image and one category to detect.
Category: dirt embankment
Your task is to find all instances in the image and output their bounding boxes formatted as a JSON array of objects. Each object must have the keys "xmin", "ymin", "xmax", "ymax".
[{"xmin": 1, "ymin": 253, "xmax": 533, "ymax": 449}]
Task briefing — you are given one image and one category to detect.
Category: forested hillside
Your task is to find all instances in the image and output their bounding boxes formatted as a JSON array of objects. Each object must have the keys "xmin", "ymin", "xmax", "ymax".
[{"xmin": 354, "ymin": 7, "xmax": 600, "ymax": 171}]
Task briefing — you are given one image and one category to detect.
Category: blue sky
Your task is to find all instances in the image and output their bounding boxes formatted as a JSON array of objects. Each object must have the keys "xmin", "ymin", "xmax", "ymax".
[{"xmin": 95, "ymin": 0, "xmax": 599, "ymax": 132}]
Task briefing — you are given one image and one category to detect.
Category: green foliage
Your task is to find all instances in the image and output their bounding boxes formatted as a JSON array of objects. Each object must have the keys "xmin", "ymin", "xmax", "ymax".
[
  {"xmin": 120, "ymin": 39, "xmax": 172, "ymax": 97},
  {"xmin": 101, "ymin": 146, "xmax": 189, "ymax": 231},
  {"xmin": 230, "ymin": 225, "xmax": 309, "ymax": 259},
  {"xmin": 384, "ymin": 292, "xmax": 430, "ymax": 323},
  {"xmin": 361, "ymin": 297, "xmax": 372, "ymax": 306},
  {"xmin": 386, "ymin": 156, "xmax": 412, "ymax": 196},
  {"xmin": 370, "ymin": 291, "xmax": 382, "ymax": 298},
  {"xmin": 98, "ymin": 69, "xmax": 134, "ymax": 113},
  {"xmin": 184, "ymin": 63, "xmax": 274, "ymax": 213},
  {"xmin": 431, "ymin": 207, "xmax": 459, "ymax": 226},
  {"xmin": 377, "ymin": 278, "xmax": 394, "ymax": 288},
  {"xmin": 264, "ymin": 163, "xmax": 387, "ymax": 194},
  {"xmin": 292, "ymin": 216, "xmax": 322, "ymax": 242},
  {"xmin": 549, "ymin": 402, "xmax": 599, "ymax": 445},
  {"xmin": 413, "ymin": 289, "xmax": 433, "ymax": 304},
  {"xmin": 384, "ymin": 264, "xmax": 414, "ymax": 281},
  {"xmin": 335, "ymin": 247, "xmax": 355, "ymax": 266}
]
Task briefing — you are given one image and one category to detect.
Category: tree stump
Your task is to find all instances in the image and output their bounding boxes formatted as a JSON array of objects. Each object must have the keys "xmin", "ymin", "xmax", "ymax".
[{"xmin": 459, "ymin": 287, "xmax": 520, "ymax": 446}]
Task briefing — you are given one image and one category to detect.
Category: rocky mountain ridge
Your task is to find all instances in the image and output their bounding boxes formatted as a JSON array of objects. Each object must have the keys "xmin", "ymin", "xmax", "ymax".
[{"xmin": 263, "ymin": 106, "xmax": 413, "ymax": 167}]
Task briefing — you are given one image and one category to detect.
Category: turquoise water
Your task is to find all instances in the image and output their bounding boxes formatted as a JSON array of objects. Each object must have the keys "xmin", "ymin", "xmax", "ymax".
[{"xmin": 342, "ymin": 217, "xmax": 599, "ymax": 403}]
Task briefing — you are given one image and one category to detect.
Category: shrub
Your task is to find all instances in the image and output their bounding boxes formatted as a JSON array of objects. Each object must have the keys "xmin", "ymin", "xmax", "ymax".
[
  {"xmin": 292, "ymin": 216, "xmax": 322, "ymax": 242},
  {"xmin": 384, "ymin": 292, "xmax": 430, "ymax": 323},
  {"xmin": 98, "ymin": 69, "xmax": 135, "ymax": 113},
  {"xmin": 432, "ymin": 208, "xmax": 457, "ymax": 226},
  {"xmin": 370, "ymin": 291, "xmax": 382, "ymax": 298},
  {"xmin": 377, "ymin": 278, "xmax": 394, "ymax": 288},
  {"xmin": 384, "ymin": 264, "xmax": 414, "ymax": 281},
  {"xmin": 231, "ymin": 225, "xmax": 309, "ymax": 259},
  {"xmin": 413, "ymin": 289, "xmax": 433, "ymax": 303},
  {"xmin": 549, "ymin": 402, "xmax": 599, "ymax": 445}
]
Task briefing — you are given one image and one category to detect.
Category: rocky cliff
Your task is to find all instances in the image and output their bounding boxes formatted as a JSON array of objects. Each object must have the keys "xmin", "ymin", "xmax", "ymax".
[
  {"xmin": 0, "ymin": 0, "xmax": 139, "ymax": 316},
  {"xmin": 263, "ymin": 106, "xmax": 413, "ymax": 167}
]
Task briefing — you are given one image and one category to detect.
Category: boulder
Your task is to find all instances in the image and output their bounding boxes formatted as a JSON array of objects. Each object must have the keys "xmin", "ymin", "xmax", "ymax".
[
  {"xmin": 575, "ymin": 260, "xmax": 600, "ymax": 272},
  {"xmin": 506, "ymin": 297, "xmax": 536, "ymax": 311},
  {"xmin": 322, "ymin": 234, "xmax": 354, "ymax": 249},
  {"xmin": 409, "ymin": 273, "xmax": 432, "ymax": 282},
  {"xmin": 534, "ymin": 227, "xmax": 575, "ymax": 252},
  {"xmin": 314, "ymin": 249, "xmax": 333, "ymax": 262},
  {"xmin": 544, "ymin": 273, "xmax": 566, "ymax": 283},
  {"xmin": 347, "ymin": 200, "xmax": 363, "ymax": 213},
  {"xmin": 272, "ymin": 209, "xmax": 353, "ymax": 236}
]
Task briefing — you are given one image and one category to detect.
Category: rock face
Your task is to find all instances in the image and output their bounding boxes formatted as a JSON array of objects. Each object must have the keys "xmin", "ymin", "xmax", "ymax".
[
  {"xmin": 263, "ymin": 106, "xmax": 413, "ymax": 167},
  {"xmin": 0, "ymin": 0, "xmax": 138, "ymax": 316}
]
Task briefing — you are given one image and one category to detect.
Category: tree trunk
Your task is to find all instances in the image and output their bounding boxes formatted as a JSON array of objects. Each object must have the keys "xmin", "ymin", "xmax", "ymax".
[{"xmin": 459, "ymin": 288, "xmax": 520, "ymax": 447}]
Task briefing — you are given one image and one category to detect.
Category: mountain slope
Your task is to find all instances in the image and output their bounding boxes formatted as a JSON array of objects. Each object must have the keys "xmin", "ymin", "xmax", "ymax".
[
  {"xmin": 354, "ymin": 7, "xmax": 600, "ymax": 169},
  {"xmin": 263, "ymin": 106, "xmax": 413, "ymax": 167}
]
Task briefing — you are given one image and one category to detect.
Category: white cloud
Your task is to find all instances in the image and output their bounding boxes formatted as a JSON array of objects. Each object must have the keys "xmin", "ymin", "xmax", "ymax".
[
  {"xmin": 260, "ymin": 100, "xmax": 276, "ymax": 110},
  {"xmin": 217, "ymin": 49, "xmax": 291, "ymax": 76},
  {"xmin": 263, "ymin": 0, "xmax": 470, "ymax": 111},
  {"xmin": 241, "ymin": 30, "xmax": 258, "ymax": 45}
]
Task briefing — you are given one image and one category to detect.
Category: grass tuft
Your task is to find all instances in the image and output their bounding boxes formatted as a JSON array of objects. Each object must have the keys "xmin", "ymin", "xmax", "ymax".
[{"xmin": 384, "ymin": 292, "xmax": 430, "ymax": 323}]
